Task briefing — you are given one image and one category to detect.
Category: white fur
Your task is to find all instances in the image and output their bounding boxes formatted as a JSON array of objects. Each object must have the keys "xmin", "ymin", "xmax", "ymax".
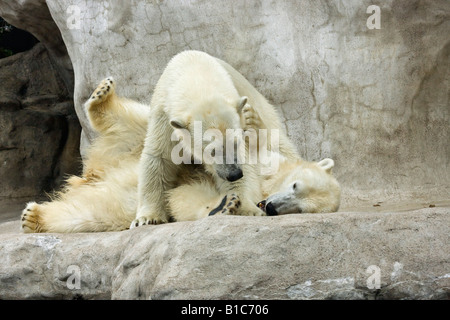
[
  {"xmin": 21, "ymin": 77, "xmax": 148, "ymax": 232},
  {"xmin": 262, "ymin": 158, "xmax": 341, "ymax": 215}
]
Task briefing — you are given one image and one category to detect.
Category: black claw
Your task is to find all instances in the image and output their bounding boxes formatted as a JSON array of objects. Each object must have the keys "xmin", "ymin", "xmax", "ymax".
[{"xmin": 208, "ymin": 195, "xmax": 228, "ymax": 216}]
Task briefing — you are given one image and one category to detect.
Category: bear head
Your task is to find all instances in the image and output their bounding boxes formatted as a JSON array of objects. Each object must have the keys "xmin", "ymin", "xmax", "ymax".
[
  {"xmin": 262, "ymin": 158, "xmax": 341, "ymax": 215},
  {"xmin": 170, "ymin": 96, "xmax": 248, "ymax": 182}
]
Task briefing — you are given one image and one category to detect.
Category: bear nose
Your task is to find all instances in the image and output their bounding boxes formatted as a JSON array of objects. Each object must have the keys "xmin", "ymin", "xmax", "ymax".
[
  {"xmin": 226, "ymin": 169, "xmax": 243, "ymax": 182},
  {"xmin": 265, "ymin": 202, "xmax": 278, "ymax": 216}
]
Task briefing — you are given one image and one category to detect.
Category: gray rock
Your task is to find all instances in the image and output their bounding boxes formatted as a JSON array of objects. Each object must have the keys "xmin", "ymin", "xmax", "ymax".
[
  {"xmin": 0, "ymin": 43, "xmax": 81, "ymax": 199},
  {"xmin": 0, "ymin": 0, "xmax": 74, "ymax": 95},
  {"xmin": 0, "ymin": 207, "xmax": 448, "ymax": 299}
]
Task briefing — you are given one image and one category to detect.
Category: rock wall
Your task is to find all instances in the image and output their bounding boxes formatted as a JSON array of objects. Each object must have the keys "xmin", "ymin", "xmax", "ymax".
[
  {"xmin": 0, "ymin": 0, "xmax": 73, "ymax": 95},
  {"xmin": 0, "ymin": 43, "xmax": 81, "ymax": 199},
  {"xmin": 42, "ymin": 0, "xmax": 449, "ymax": 206},
  {"xmin": 0, "ymin": 0, "xmax": 80, "ymax": 200}
]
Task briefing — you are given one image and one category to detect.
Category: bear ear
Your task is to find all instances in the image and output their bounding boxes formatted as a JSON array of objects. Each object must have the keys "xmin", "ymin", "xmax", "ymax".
[
  {"xmin": 317, "ymin": 158, "xmax": 334, "ymax": 174},
  {"xmin": 236, "ymin": 96, "xmax": 248, "ymax": 113},
  {"xmin": 170, "ymin": 118, "xmax": 187, "ymax": 129}
]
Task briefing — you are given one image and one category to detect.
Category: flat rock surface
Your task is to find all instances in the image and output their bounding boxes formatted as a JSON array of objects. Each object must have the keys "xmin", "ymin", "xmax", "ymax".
[{"xmin": 1, "ymin": 202, "xmax": 448, "ymax": 299}]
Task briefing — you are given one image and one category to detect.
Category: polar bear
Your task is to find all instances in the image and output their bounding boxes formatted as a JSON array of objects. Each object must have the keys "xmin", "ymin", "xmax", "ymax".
[
  {"xmin": 133, "ymin": 50, "xmax": 265, "ymax": 227},
  {"xmin": 21, "ymin": 76, "xmax": 340, "ymax": 233},
  {"xmin": 21, "ymin": 77, "xmax": 148, "ymax": 232},
  {"xmin": 167, "ymin": 157, "xmax": 341, "ymax": 221}
]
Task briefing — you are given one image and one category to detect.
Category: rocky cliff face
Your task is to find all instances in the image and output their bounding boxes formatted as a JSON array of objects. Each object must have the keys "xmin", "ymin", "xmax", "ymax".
[
  {"xmin": 0, "ymin": 0, "xmax": 80, "ymax": 200},
  {"xmin": 0, "ymin": 0, "xmax": 73, "ymax": 95},
  {"xmin": 0, "ymin": 43, "xmax": 81, "ymax": 199}
]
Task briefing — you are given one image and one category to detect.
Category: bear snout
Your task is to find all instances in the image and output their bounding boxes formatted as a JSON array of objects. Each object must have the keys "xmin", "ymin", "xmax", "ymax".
[
  {"xmin": 265, "ymin": 202, "xmax": 278, "ymax": 216},
  {"xmin": 226, "ymin": 169, "xmax": 243, "ymax": 182}
]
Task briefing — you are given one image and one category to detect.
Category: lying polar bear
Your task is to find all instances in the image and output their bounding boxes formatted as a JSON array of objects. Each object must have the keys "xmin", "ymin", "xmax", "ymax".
[{"xmin": 21, "ymin": 75, "xmax": 340, "ymax": 233}]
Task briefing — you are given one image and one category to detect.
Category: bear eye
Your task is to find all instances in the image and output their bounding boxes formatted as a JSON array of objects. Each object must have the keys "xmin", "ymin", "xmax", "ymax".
[{"xmin": 293, "ymin": 183, "xmax": 297, "ymax": 190}]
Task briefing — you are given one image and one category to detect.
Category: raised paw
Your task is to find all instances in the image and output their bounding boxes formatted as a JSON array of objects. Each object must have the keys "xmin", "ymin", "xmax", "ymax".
[
  {"xmin": 208, "ymin": 193, "xmax": 241, "ymax": 216},
  {"xmin": 86, "ymin": 77, "xmax": 116, "ymax": 106},
  {"xmin": 242, "ymin": 103, "xmax": 262, "ymax": 130},
  {"xmin": 21, "ymin": 202, "xmax": 44, "ymax": 233}
]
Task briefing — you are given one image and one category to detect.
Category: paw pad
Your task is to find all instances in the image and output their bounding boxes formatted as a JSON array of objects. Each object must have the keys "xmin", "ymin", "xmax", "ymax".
[
  {"xmin": 209, "ymin": 194, "xmax": 241, "ymax": 216},
  {"xmin": 87, "ymin": 77, "xmax": 115, "ymax": 103}
]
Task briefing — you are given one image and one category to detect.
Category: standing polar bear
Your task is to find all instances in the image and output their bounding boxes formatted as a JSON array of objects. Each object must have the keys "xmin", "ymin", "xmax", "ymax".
[{"xmin": 134, "ymin": 50, "xmax": 265, "ymax": 227}]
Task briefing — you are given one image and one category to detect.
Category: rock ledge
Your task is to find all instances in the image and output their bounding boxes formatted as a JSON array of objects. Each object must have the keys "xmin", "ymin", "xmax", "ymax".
[{"xmin": 1, "ymin": 207, "xmax": 448, "ymax": 299}]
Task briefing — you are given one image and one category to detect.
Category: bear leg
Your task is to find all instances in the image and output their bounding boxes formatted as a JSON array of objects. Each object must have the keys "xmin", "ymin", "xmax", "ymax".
[{"xmin": 84, "ymin": 77, "xmax": 118, "ymax": 132}]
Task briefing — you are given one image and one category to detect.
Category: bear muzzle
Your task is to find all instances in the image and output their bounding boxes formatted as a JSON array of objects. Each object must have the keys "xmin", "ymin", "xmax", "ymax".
[
  {"xmin": 226, "ymin": 168, "xmax": 243, "ymax": 182},
  {"xmin": 264, "ymin": 202, "xmax": 278, "ymax": 216}
]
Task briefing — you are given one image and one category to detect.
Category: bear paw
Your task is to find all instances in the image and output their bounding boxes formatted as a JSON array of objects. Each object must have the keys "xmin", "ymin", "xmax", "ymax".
[
  {"xmin": 130, "ymin": 215, "xmax": 168, "ymax": 228},
  {"xmin": 86, "ymin": 77, "xmax": 116, "ymax": 106},
  {"xmin": 208, "ymin": 193, "xmax": 241, "ymax": 216},
  {"xmin": 21, "ymin": 202, "xmax": 44, "ymax": 233},
  {"xmin": 242, "ymin": 103, "xmax": 262, "ymax": 130}
]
